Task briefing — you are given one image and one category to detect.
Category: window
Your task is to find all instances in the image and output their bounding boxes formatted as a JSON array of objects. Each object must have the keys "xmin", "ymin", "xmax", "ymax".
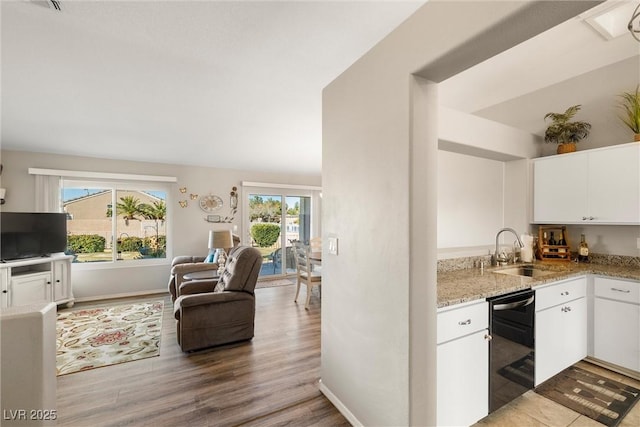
[
  {"xmin": 242, "ymin": 182, "xmax": 321, "ymax": 279},
  {"xmin": 62, "ymin": 179, "xmax": 169, "ymax": 264}
]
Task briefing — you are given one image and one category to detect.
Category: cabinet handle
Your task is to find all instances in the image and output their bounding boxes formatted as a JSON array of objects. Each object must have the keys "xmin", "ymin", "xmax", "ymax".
[
  {"xmin": 56, "ymin": 280, "xmax": 61, "ymax": 283},
  {"xmin": 47, "ymin": 281, "xmax": 51, "ymax": 284},
  {"xmin": 561, "ymin": 306, "xmax": 572, "ymax": 312},
  {"xmin": 458, "ymin": 319, "xmax": 471, "ymax": 325},
  {"xmin": 2, "ymin": 290, "xmax": 7, "ymax": 294},
  {"xmin": 611, "ymin": 288, "xmax": 631, "ymax": 293},
  {"xmin": 561, "ymin": 291, "xmax": 569, "ymax": 296},
  {"xmin": 484, "ymin": 334, "xmax": 492, "ymax": 341},
  {"xmin": 582, "ymin": 216, "xmax": 595, "ymax": 220}
]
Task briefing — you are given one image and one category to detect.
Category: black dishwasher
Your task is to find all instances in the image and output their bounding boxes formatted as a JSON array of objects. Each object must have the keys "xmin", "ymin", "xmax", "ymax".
[{"xmin": 488, "ymin": 289, "xmax": 535, "ymax": 413}]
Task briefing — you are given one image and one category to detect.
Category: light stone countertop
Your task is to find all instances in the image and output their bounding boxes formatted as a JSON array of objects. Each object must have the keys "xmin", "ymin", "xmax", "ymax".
[{"xmin": 437, "ymin": 261, "xmax": 640, "ymax": 308}]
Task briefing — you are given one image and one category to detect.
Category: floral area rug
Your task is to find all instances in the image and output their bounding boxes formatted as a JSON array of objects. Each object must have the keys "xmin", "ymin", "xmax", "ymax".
[{"xmin": 56, "ymin": 301, "xmax": 163, "ymax": 376}]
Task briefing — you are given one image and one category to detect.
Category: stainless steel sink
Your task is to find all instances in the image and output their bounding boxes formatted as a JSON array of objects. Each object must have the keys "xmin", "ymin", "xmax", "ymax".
[{"xmin": 493, "ymin": 265, "xmax": 555, "ymax": 278}]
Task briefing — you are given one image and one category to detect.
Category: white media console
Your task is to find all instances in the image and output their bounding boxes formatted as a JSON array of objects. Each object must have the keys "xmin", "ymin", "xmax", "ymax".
[{"xmin": 0, "ymin": 254, "xmax": 74, "ymax": 309}]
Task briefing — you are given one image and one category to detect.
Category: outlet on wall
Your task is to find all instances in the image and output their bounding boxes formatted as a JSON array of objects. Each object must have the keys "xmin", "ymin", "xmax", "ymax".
[{"xmin": 637, "ymin": 237, "xmax": 640, "ymax": 249}]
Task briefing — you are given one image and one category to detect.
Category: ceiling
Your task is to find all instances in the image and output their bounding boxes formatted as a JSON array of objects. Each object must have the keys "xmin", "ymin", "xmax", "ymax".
[
  {"xmin": 440, "ymin": 0, "xmax": 640, "ymax": 154},
  {"xmin": 2, "ymin": 1, "xmax": 639, "ymax": 174},
  {"xmin": 1, "ymin": 0, "xmax": 425, "ymax": 175}
]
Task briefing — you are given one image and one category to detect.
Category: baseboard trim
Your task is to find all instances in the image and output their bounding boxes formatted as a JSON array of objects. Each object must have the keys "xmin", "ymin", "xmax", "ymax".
[
  {"xmin": 318, "ymin": 379, "xmax": 363, "ymax": 427},
  {"xmin": 585, "ymin": 357, "xmax": 640, "ymax": 381},
  {"xmin": 74, "ymin": 289, "xmax": 168, "ymax": 303}
]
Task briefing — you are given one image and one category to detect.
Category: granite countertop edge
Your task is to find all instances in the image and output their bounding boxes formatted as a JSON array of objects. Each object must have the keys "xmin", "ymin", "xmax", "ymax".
[{"xmin": 437, "ymin": 262, "xmax": 640, "ymax": 309}]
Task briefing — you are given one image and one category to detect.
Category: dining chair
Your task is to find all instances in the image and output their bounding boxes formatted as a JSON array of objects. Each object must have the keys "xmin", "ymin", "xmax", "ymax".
[{"xmin": 293, "ymin": 242, "xmax": 321, "ymax": 309}]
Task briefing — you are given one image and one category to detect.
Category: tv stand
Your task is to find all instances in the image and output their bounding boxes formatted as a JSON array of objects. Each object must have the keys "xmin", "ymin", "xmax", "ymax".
[{"xmin": 0, "ymin": 254, "xmax": 74, "ymax": 309}]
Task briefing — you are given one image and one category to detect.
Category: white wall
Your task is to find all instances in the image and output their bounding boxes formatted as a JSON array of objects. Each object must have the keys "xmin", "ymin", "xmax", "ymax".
[
  {"xmin": 437, "ymin": 150, "xmax": 504, "ymax": 248},
  {"xmin": 560, "ymin": 225, "xmax": 640, "ymax": 257},
  {"xmin": 0, "ymin": 150, "xmax": 320, "ymax": 300},
  {"xmin": 322, "ymin": 1, "xmax": 598, "ymax": 424},
  {"xmin": 322, "ymin": 2, "xmax": 552, "ymax": 425}
]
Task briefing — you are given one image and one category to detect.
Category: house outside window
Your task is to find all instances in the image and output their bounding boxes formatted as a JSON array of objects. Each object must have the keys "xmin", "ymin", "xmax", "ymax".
[{"xmin": 62, "ymin": 180, "xmax": 169, "ymax": 264}]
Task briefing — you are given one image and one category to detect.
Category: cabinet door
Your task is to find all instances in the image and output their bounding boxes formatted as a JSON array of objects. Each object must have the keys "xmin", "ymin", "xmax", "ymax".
[
  {"xmin": 535, "ymin": 297, "xmax": 587, "ymax": 385},
  {"xmin": 594, "ymin": 298, "xmax": 640, "ymax": 372},
  {"xmin": 53, "ymin": 259, "xmax": 71, "ymax": 302},
  {"xmin": 588, "ymin": 144, "xmax": 640, "ymax": 224},
  {"xmin": 437, "ymin": 329, "xmax": 489, "ymax": 426},
  {"xmin": 10, "ymin": 273, "xmax": 52, "ymax": 306},
  {"xmin": 533, "ymin": 153, "xmax": 587, "ymax": 223}
]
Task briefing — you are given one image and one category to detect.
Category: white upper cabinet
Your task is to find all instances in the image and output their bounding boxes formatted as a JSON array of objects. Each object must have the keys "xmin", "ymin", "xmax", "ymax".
[{"xmin": 533, "ymin": 143, "xmax": 640, "ymax": 224}]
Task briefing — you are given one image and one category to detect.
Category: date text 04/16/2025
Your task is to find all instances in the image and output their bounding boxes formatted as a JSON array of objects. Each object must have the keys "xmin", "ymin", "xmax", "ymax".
[{"xmin": 3, "ymin": 409, "xmax": 57, "ymax": 421}]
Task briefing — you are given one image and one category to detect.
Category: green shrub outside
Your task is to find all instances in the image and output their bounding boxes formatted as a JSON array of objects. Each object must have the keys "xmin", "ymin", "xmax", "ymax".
[
  {"xmin": 67, "ymin": 234, "xmax": 106, "ymax": 253},
  {"xmin": 144, "ymin": 235, "xmax": 166, "ymax": 249},
  {"xmin": 251, "ymin": 223, "xmax": 281, "ymax": 247},
  {"xmin": 118, "ymin": 236, "xmax": 144, "ymax": 252}
]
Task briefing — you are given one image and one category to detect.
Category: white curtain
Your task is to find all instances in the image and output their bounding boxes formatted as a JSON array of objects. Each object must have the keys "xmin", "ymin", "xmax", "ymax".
[{"xmin": 35, "ymin": 175, "xmax": 62, "ymax": 212}]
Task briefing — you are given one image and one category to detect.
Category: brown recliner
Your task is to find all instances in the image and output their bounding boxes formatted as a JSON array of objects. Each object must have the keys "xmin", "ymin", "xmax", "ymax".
[
  {"xmin": 168, "ymin": 234, "xmax": 240, "ymax": 302},
  {"xmin": 173, "ymin": 246, "xmax": 263, "ymax": 352}
]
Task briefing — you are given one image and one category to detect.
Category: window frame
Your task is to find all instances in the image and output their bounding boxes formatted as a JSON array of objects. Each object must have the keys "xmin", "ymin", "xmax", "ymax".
[{"xmin": 62, "ymin": 178, "xmax": 173, "ymax": 270}]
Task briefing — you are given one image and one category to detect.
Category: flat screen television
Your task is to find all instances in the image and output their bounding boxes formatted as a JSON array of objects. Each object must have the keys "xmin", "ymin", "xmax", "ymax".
[{"xmin": 0, "ymin": 212, "xmax": 68, "ymax": 261}]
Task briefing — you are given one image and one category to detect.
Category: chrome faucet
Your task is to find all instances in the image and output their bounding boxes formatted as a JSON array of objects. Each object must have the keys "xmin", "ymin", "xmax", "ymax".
[{"xmin": 492, "ymin": 228, "xmax": 524, "ymax": 266}]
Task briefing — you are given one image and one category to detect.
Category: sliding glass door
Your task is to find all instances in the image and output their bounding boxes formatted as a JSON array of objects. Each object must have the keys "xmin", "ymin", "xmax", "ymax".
[{"xmin": 244, "ymin": 186, "xmax": 319, "ymax": 278}]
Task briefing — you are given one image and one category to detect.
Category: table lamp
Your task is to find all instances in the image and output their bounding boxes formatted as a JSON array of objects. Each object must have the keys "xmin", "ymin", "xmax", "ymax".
[{"xmin": 208, "ymin": 230, "xmax": 234, "ymax": 275}]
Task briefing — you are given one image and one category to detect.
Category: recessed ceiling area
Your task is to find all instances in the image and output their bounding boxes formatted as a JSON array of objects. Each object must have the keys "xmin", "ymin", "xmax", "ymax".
[{"xmin": 439, "ymin": 0, "xmax": 640, "ymax": 154}]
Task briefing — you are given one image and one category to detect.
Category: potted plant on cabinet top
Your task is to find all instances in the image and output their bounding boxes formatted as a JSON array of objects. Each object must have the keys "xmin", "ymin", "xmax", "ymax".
[
  {"xmin": 618, "ymin": 85, "xmax": 640, "ymax": 142},
  {"xmin": 544, "ymin": 104, "xmax": 591, "ymax": 154}
]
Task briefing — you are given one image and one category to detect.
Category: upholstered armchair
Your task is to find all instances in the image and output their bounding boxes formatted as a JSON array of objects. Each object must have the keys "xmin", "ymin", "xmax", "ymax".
[
  {"xmin": 168, "ymin": 234, "xmax": 240, "ymax": 302},
  {"xmin": 173, "ymin": 246, "xmax": 263, "ymax": 352}
]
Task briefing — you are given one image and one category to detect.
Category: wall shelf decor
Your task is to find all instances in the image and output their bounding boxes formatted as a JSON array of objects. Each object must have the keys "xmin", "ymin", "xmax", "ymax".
[
  {"xmin": 199, "ymin": 194, "xmax": 223, "ymax": 212},
  {"xmin": 202, "ymin": 186, "xmax": 238, "ymax": 223}
]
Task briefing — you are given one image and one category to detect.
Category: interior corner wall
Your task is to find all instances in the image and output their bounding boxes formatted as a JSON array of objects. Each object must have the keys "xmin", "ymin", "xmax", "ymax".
[
  {"xmin": 0, "ymin": 150, "xmax": 320, "ymax": 300},
  {"xmin": 504, "ymin": 159, "xmax": 530, "ymax": 238},
  {"xmin": 321, "ymin": 1, "xmax": 593, "ymax": 424},
  {"xmin": 321, "ymin": 2, "xmax": 542, "ymax": 425}
]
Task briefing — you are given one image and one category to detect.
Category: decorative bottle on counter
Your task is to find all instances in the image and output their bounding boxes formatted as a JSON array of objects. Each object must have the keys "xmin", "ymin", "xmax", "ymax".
[
  {"xmin": 578, "ymin": 234, "xmax": 589, "ymax": 262},
  {"xmin": 558, "ymin": 230, "xmax": 567, "ymax": 254},
  {"xmin": 548, "ymin": 231, "xmax": 557, "ymax": 256}
]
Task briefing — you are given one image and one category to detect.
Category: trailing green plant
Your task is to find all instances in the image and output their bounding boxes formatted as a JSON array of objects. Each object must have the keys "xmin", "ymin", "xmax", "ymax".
[
  {"xmin": 250, "ymin": 223, "xmax": 281, "ymax": 247},
  {"xmin": 618, "ymin": 85, "xmax": 640, "ymax": 134},
  {"xmin": 544, "ymin": 105, "xmax": 591, "ymax": 144},
  {"xmin": 67, "ymin": 234, "xmax": 106, "ymax": 253}
]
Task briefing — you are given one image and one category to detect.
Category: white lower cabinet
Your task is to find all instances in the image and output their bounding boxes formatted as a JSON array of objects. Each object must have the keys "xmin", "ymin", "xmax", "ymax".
[
  {"xmin": 535, "ymin": 277, "xmax": 587, "ymax": 386},
  {"xmin": 9, "ymin": 272, "xmax": 52, "ymax": 307},
  {"xmin": 52, "ymin": 259, "xmax": 72, "ymax": 302},
  {"xmin": 0, "ymin": 255, "xmax": 74, "ymax": 308},
  {"xmin": 593, "ymin": 277, "xmax": 640, "ymax": 372},
  {"xmin": 437, "ymin": 301, "xmax": 489, "ymax": 426}
]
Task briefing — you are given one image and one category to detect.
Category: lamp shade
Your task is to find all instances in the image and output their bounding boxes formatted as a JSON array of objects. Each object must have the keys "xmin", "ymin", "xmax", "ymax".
[{"xmin": 208, "ymin": 230, "xmax": 233, "ymax": 249}]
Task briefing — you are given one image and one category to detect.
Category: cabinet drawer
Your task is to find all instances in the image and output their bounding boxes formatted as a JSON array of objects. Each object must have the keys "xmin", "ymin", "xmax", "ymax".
[
  {"xmin": 535, "ymin": 277, "xmax": 586, "ymax": 311},
  {"xmin": 594, "ymin": 277, "xmax": 640, "ymax": 304},
  {"xmin": 437, "ymin": 301, "xmax": 488, "ymax": 344}
]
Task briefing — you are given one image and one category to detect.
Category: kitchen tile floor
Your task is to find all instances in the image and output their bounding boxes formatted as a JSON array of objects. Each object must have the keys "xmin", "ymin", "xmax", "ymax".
[{"xmin": 474, "ymin": 361, "xmax": 640, "ymax": 427}]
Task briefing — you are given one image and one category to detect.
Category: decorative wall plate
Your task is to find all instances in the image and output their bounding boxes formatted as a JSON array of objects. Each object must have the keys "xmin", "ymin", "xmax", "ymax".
[{"xmin": 199, "ymin": 194, "xmax": 223, "ymax": 212}]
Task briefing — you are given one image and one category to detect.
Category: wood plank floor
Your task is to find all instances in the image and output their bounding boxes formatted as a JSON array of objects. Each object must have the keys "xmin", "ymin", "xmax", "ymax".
[
  {"xmin": 56, "ymin": 285, "xmax": 348, "ymax": 426},
  {"xmin": 57, "ymin": 285, "xmax": 640, "ymax": 426}
]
